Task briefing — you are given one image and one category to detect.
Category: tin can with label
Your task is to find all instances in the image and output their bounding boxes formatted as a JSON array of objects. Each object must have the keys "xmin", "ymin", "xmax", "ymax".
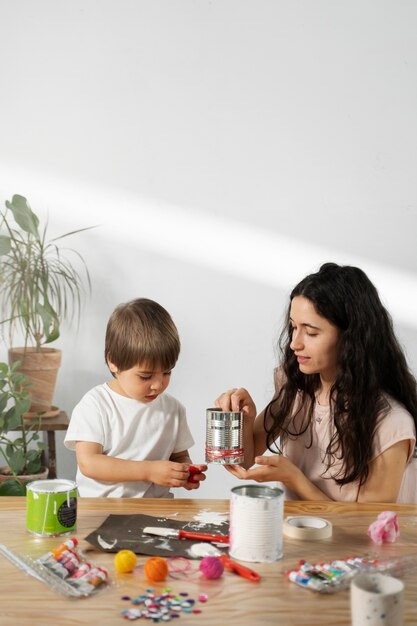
[
  {"xmin": 205, "ymin": 408, "xmax": 244, "ymax": 464},
  {"xmin": 26, "ymin": 479, "xmax": 78, "ymax": 536},
  {"xmin": 229, "ymin": 484, "xmax": 284, "ymax": 562}
]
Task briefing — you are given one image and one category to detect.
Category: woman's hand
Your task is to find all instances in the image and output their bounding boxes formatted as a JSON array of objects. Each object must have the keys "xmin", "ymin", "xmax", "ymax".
[
  {"xmin": 214, "ymin": 387, "xmax": 257, "ymax": 420},
  {"xmin": 226, "ymin": 454, "xmax": 300, "ymax": 487},
  {"xmin": 226, "ymin": 455, "xmax": 332, "ymax": 501},
  {"xmin": 215, "ymin": 387, "xmax": 262, "ymax": 469}
]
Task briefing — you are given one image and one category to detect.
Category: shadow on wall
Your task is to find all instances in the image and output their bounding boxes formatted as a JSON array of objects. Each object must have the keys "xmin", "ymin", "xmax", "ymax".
[{"xmin": 1, "ymin": 162, "xmax": 417, "ymax": 330}]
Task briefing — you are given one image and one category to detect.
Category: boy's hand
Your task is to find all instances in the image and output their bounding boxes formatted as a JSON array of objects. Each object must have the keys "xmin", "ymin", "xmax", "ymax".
[
  {"xmin": 143, "ymin": 460, "xmax": 190, "ymax": 487},
  {"xmin": 183, "ymin": 463, "xmax": 207, "ymax": 490}
]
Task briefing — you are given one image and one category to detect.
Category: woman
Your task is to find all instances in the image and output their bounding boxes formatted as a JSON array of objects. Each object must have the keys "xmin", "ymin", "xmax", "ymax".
[{"xmin": 216, "ymin": 263, "xmax": 417, "ymax": 502}]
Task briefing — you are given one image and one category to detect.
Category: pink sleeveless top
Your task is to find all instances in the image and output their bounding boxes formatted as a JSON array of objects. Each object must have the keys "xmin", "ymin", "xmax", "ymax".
[{"xmin": 280, "ymin": 395, "xmax": 417, "ymax": 503}]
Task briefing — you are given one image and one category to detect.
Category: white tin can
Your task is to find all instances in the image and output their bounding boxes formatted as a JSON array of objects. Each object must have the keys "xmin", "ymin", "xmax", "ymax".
[{"xmin": 229, "ymin": 484, "xmax": 284, "ymax": 562}]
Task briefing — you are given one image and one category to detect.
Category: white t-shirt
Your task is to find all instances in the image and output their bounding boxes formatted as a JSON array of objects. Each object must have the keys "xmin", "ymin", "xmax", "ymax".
[{"xmin": 64, "ymin": 383, "xmax": 195, "ymax": 498}]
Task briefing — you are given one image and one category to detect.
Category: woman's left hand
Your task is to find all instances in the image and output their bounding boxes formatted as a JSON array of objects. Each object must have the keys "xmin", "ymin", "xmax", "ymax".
[{"xmin": 226, "ymin": 454, "xmax": 300, "ymax": 487}]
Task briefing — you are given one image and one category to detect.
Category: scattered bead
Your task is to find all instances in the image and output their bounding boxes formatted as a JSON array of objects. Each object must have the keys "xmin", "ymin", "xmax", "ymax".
[
  {"xmin": 121, "ymin": 608, "xmax": 142, "ymax": 620},
  {"xmin": 120, "ymin": 589, "xmax": 207, "ymax": 620}
]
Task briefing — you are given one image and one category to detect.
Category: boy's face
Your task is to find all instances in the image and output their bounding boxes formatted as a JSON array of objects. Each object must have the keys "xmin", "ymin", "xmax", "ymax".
[{"xmin": 108, "ymin": 362, "xmax": 172, "ymax": 403}]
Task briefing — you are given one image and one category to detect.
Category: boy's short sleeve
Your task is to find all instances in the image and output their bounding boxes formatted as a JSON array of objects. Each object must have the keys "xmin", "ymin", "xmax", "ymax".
[
  {"xmin": 172, "ymin": 400, "xmax": 195, "ymax": 453},
  {"xmin": 64, "ymin": 391, "xmax": 106, "ymax": 451}
]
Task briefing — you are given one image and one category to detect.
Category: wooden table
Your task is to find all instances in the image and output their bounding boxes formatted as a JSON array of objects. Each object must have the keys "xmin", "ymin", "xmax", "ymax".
[{"xmin": 1, "ymin": 498, "xmax": 417, "ymax": 625}]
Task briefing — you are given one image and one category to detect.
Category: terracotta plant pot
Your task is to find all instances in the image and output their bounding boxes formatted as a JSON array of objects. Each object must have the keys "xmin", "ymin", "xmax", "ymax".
[
  {"xmin": 0, "ymin": 466, "xmax": 49, "ymax": 486},
  {"xmin": 8, "ymin": 347, "xmax": 62, "ymax": 417}
]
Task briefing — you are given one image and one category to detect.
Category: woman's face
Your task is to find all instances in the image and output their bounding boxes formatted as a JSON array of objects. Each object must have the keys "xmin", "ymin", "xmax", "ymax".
[{"xmin": 289, "ymin": 295, "xmax": 341, "ymax": 384}]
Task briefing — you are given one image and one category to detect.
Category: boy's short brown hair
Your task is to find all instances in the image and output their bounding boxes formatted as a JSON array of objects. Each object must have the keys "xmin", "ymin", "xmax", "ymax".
[{"xmin": 105, "ymin": 298, "xmax": 180, "ymax": 375}]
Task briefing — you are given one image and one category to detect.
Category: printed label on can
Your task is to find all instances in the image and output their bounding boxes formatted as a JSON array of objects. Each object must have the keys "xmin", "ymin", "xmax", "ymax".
[{"xmin": 26, "ymin": 479, "xmax": 78, "ymax": 537}]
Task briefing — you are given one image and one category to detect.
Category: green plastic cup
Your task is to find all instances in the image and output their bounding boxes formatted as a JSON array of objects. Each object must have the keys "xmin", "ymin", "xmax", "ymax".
[{"xmin": 26, "ymin": 479, "xmax": 78, "ymax": 536}]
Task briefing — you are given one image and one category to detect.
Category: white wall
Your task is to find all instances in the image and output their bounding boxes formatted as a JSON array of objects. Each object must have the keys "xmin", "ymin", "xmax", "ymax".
[{"xmin": 1, "ymin": 0, "xmax": 416, "ymax": 498}]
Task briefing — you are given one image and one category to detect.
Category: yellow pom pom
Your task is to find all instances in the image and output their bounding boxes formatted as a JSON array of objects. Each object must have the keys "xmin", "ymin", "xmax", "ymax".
[
  {"xmin": 144, "ymin": 556, "xmax": 169, "ymax": 582},
  {"xmin": 114, "ymin": 549, "xmax": 138, "ymax": 573}
]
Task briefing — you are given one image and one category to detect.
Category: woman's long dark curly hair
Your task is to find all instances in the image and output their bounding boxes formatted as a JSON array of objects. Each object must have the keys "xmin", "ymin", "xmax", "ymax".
[{"xmin": 265, "ymin": 262, "xmax": 417, "ymax": 486}]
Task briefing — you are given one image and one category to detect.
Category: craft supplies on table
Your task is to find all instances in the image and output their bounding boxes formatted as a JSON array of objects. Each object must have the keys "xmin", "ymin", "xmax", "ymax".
[
  {"xmin": 218, "ymin": 554, "xmax": 261, "ymax": 582},
  {"xmin": 120, "ymin": 588, "xmax": 209, "ymax": 621},
  {"xmin": 199, "ymin": 555, "xmax": 224, "ymax": 579},
  {"xmin": 144, "ymin": 556, "xmax": 169, "ymax": 582},
  {"xmin": 84, "ymin": 511, "xmax": 261, "ymax": 583},
  {"xmin": 283, "ymin": 515, "xmax": 333, "ymax": 540},
  {"xmin": 185, "ymin": 541, "xmax": 260, "ymax": 581},
  {"xmin": 114, "ymin": 549, "xmax": 138, "ymax": 573},
  {"xmin": 286, "ymin": 554, "xmax": 417, "ymax": 594},
  {"xmin": 0, "ymin": 536, "xmax": 108, "ymax": 597},
  {"xmin": 143, "ymin": 526, "xmax": 229, "ymax": 543},
  {"xmin": 85, "ymin": 513, "xmax": 230, "ymax": 558},
  {"xmin": 367, "ymin": 511, "xmax": 400, "ymax": 545},
  {"xmin": 351, "ymin": 572, "xmax": 404, "ymax": 626},
  {"xmin": 229, "ymin": 484, "xmax": 284, "ymax": 563},
  {"xmin": 287, "ymin": 557, "xmax": 380, "ymax": 593},
  {"xmin": 26, "ymin": 478, "xmax": 78, "ymax": 536},
  {"xmin": 187, "ymin": 465, "xmax": 201, "ymax": 483}
]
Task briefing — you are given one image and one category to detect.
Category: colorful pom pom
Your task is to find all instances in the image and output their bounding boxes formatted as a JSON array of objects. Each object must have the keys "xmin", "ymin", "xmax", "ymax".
[
  {"xmin": 199, "ymin": 556, "xmax": 224, "ymax": 579},
  {"xmin": 114, "ymin": 549, "xmax": 138, "ymax": 573},
  {"xmin": 144, "ymin": 556, "xmax": 169, "ymax": 582},
  {"xmin": 188, "ymin": 465, "xmax": 200, "ymax": 483},
  {"xmin": 367, "ymin": 511, "xmax": 399, "ymax": 545}
]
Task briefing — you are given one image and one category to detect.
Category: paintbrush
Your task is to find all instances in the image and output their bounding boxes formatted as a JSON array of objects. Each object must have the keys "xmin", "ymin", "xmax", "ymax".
[{"xmin": 143, "ymin": 526, "xmax": 229, "ymax": 544}]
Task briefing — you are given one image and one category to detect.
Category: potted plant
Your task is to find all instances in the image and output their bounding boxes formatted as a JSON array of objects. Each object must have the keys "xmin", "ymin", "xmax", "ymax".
[
  {"xmin": 0, "ymin": 194, "xmax": 93, "ymax": 416},
  {"xmin": 0, "ymin": 361, "xmax": 47, "ymax": 495}
]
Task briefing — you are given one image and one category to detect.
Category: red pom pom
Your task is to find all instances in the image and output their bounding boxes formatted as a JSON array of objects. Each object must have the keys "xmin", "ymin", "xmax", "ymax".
[{"xmin": 199, "ymin": 556, "xmax": 224, "ymax": 579}]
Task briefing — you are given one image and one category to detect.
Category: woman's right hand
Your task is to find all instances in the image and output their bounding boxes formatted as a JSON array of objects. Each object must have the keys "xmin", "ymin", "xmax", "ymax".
[{"xmin": 214, "ymin": 387, "xmax": 257, "ymax": 420}]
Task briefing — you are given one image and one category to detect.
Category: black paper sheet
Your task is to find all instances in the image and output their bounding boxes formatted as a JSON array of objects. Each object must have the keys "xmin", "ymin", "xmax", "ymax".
[{"xmin": 84, "ymin": 513, "xmax": 230, "ymax": 559}]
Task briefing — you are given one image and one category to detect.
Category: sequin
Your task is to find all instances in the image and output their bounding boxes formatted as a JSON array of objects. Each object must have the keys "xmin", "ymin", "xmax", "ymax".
[{"xmin": 120, "ymin": 589, "xmax": 207, "ymax": 621}]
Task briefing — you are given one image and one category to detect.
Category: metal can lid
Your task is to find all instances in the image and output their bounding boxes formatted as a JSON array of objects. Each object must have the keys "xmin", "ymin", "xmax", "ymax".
[
  {"xmin": 231, "ymin": 484, "xmax": 283, "ymax": 499},
  {"xmin": 26, "ymin": 479, "xmax": 78, "ymax": 494}
]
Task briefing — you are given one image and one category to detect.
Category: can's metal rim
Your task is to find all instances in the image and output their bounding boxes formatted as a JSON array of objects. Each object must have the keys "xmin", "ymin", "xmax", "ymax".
[
  {"xmin": 231, "ymin": 484, "xmax": 284, "ymax": 499},
  {"xmin": 206, "ymin": 408, "xmax": 242, "ymax": 417},
  {"xmin": 26, "ymin": 479, "xmax": 78, "ymax": 494}
]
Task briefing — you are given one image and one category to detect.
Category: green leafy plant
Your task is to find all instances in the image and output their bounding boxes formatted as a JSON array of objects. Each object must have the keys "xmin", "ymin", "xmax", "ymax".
[
  {"xmin": 0, "ymin": 194, "xmax": 93, "ymax": 351},
  {"xmin": 0, "ymin": 361, "xmax": 46, "ymax": 495}
]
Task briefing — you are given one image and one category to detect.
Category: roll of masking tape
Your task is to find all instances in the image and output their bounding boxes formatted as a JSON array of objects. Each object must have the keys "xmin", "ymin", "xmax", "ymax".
[{"xmin": 283, "ymin": 516, "xmax": 332, "ymax": 540}]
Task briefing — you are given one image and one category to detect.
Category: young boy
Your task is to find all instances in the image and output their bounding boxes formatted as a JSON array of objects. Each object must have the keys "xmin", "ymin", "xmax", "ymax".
[{"xmin": 64, "ymin": 298, "xmax": 206, "ymax": 497}]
